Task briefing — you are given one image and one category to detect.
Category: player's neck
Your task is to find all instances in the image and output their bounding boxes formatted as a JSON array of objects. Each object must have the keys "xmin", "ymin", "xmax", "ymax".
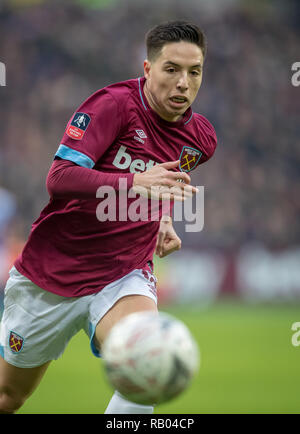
[{"xmin": 143, "ymin": 80, "xmax": 183, "ymax": 123}]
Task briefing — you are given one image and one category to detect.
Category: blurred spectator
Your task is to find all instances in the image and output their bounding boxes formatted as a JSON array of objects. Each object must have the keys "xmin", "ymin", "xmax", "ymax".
[
  {"xmin": 0, "ymin": 185, "xmax": 18, "ymax": 309},
  {"xmin": 0, "ymin": 186, "xmax": 16, "ymax": 236}
]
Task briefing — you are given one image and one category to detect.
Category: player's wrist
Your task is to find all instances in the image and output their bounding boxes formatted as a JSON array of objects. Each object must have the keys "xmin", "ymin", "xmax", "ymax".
[
  {"xmin": 132, "ymin": 172, "xmax": 143, "ymax": 187},
  {"xmin": 161, "ymin": 215, "xmax": 172, "ymax": 224}
]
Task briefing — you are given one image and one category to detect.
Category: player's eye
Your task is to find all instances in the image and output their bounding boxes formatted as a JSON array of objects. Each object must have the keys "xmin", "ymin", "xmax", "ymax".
[
  {"xmin": 190, "ymin": 70, "xmax": 200, "ymax": 76},
  {"xmin": 166, "ymin": 68, "xmax": 176, "ymax": 73}
]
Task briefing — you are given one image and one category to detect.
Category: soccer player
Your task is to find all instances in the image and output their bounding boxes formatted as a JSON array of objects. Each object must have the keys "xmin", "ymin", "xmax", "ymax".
[{"xmin": 0, "ymin": 21, "xmax": 217, "ymax": 414}]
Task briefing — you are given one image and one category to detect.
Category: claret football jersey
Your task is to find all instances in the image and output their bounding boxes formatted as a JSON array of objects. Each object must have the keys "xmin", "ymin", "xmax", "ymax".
[{"xmin": 14, "ymin": 77, "xmax": 217, "ymax": 297}]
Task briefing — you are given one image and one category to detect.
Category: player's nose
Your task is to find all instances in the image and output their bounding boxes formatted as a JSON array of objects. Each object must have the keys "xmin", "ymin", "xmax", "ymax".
[{"xmin": 176, "ymin": 72, "xmax": 189, "ymax": 91}]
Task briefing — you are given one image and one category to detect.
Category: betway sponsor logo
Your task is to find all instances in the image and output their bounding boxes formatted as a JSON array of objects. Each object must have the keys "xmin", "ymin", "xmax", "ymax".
[{"xmin": 112, "ymin": 145, "xmax": 159, "ymax": 173}]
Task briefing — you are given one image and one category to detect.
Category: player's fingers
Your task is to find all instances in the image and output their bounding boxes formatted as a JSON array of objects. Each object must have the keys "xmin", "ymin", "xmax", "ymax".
[
  {"xmin": 155, "ymin": 231, "xmax": 166, "ymax": 256},
  {"xmin": 168, "ymin": 184, "xmax": 199, "ymax": 196},
  {"xmin": 166, "ymin": 171, "xmax": 191, "ymax": 184},
  {"xmin": 184, "ymin": 185, "xmax": 199, "ymax": 194},
  {"xmin": 165, "ymin": 170, "xmax": 191, "ymax": 184},
  {"xmin": 151, "ymin": 184, "xmax": 197, "ymax": 201},
  {"xmin": 157, "ymin": 161, "xmax": 192, "ymax": 185},
  {"xmin": 159, "ymin": 190, "xmax": 194, "ymax": 202},
  {"xmin": 159, "ymin": 238, "xmax": 181, "ymax": 258},
  {"xmin": 160, "ymin": 177, "xmax": 197, "ymax": 194},
  {"xmin": 158, "ymin": 160, "xmax": 180, "ymax": 170}
]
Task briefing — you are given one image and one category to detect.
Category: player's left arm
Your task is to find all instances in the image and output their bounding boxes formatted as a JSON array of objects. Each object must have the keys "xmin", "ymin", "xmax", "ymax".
[{"xmin": 155, "ymin": 215, "xmax": 181, "ymax": 258}]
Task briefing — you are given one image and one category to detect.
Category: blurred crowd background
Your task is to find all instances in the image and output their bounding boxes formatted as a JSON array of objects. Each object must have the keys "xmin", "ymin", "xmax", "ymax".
[{"xmin": 1, "ymin": 0, "xmax": 300, "ymax": 305}]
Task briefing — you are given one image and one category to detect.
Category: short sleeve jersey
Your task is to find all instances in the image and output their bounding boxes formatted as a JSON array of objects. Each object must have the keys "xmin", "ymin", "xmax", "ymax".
[{"xmin": 14, "ymin": 77, "xmax": 217, "ymax": 297}]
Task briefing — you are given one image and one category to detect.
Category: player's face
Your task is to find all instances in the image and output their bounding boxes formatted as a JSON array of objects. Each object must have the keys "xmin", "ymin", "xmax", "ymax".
[{"xmin": 143, "ymin": 41, "xmax": 204, "ymax": 122}]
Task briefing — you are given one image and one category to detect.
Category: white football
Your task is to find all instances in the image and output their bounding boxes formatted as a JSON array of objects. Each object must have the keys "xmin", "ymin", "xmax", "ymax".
[{"xmin": 102, "ymin": 311, "xmax": 200, "ymax": 405}]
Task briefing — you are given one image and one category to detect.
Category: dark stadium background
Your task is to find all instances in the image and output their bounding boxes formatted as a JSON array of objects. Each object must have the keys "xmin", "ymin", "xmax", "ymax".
[{"xmin": 0, "ymin": 0, "xmax": 299, "ymax": 414}]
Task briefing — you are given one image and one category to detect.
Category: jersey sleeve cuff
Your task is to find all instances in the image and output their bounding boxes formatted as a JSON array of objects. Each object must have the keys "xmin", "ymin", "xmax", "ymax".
[{"xmin": 55, "ymin": 144, "xmax": 95, "ymax": 169}]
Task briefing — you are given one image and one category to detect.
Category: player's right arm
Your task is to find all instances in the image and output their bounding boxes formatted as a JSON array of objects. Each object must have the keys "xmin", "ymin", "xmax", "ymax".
[
  {"xmin": 47, "ymin": 90, "xmax": 198, "ymax": 201},
  {"xmin": 46, "ymin": 158, "xmax": 133, "ymax": 199},
  {"xmin": 47, "ymin": 158, "xmax": 197, "ymax": 201},
  {"xmin": 48, "ymin": 90, "xmax": 134, "ymax": 199}
]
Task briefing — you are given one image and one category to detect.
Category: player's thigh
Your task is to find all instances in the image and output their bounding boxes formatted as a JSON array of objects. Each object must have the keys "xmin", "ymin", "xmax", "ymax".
[
  {"xmin": 94, "ymin": 295, "xmax": 157, "ymax": 348},
  {"xmin": 0, "ymin": 356, "xmax": 50, "ymax": 411}
]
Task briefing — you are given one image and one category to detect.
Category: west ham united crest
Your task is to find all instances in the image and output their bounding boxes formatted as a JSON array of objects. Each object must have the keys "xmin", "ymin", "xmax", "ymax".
[
  {"xmin": 179, "ymin": 146, "xmax": 202, "ymax": 172},
  {"xmin": 9, "ymin": 331, "xmax": 24, "ymax": 354}
]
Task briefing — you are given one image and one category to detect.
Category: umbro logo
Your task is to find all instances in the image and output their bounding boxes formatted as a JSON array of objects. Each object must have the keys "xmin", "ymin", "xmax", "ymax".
[
  {"xmin": 134, "ymin": 129, "xmax": 147, "ymax": 144},
  {"xmin": 136, "ymin": 129, "xmax": 147, "ymax": 138}
]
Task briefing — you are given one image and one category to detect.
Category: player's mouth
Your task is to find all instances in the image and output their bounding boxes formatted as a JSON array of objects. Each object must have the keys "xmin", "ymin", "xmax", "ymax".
[{"xmin": 169, "ymin": 95, "xmax": 188, "ymax": 108}]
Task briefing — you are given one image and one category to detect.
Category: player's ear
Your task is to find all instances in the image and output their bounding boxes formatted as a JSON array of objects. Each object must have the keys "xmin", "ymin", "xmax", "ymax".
[{"xmin": 144, "ymin": 59, "xmax": 151, "ymax": 79}]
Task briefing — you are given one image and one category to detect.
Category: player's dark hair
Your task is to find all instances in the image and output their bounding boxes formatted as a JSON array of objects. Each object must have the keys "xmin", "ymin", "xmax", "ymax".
[{"xmin": 146, "ymin": 20, "xmax": 207, "ymax": 61}]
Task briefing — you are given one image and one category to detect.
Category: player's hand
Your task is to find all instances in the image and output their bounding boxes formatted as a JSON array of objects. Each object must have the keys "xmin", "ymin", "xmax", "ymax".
[
  {"xmin": 155, "ymin": 215, "xmax": 182, "ymax": 258},
  {"xmin": 132, "ymin": 160, "xmax": 198, "ymax": 201}
]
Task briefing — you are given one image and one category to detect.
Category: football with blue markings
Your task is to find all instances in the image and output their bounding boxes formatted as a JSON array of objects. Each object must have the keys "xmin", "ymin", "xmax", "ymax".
[{"xmin": 102, "ymin": 311, "xmax": 200, "ymax": 405}]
